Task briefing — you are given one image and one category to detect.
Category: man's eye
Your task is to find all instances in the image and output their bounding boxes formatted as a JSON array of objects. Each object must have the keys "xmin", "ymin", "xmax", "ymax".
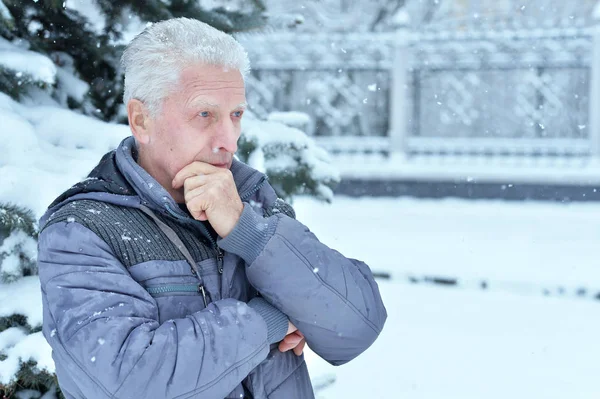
[
  {"xmin": 199, "ymin": 111, "xmax": 209, "ymax": 117},
  {"xmin": 233, "ymin": 111, "xmax": 243, "ymax": 118}
]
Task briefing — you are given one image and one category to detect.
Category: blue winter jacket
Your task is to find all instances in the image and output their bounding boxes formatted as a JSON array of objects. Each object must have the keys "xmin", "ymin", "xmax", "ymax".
[{"xmin": 37, "ymin": 136, "xmax": 387, "ymax": 399}]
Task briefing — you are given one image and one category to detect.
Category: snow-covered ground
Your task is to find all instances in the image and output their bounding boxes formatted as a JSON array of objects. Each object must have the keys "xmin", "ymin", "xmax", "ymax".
[
  {"xmin": 295, "ymin": 197, "xmax": 600, "ymax": 297},
  {"xmin": 305, "ymin": 281, "xmax": 599, "ymax": 399},
  {"xmin": 294, "ymin": 197, "xmax": 600, "ymax": 399}
]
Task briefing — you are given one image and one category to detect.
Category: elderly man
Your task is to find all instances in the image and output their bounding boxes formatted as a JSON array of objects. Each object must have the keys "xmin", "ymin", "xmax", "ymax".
[{"xmin": 37, "ymin": 18, "xmax": 386, "ymax": 399}]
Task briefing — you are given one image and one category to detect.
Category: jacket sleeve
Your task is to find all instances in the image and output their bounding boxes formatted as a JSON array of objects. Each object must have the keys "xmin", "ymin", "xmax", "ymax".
[
  {"xmin": 38, "ymin": 221, "xmax": 288, "ymax": 399},
  {"xmin": 218, "ymin": 202, "xmax": 387, "ymax": 366}
]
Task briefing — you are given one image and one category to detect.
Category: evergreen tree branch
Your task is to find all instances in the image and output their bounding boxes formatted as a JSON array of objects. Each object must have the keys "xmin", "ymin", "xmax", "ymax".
[
  {"xmin": 0, "ymin": 361, "xmax": 57, "ymax": 398},
  {"xmin": 0, "ymin": 203, "xmax": 38, "ymax": 239},
  {"xmin": 168, "ymin": 0, "xmax": 267, "ymax": 33},
  {"xmin": 0, "ymin": 314, "xmax": 36, "ymax": 334},
  {"xmin": 0, "ymin": 67, "xmax": 47, "ymax": 101},
  {"xmin": 0, "ymin": 0, "xmax": 14, "ymax": 33}
]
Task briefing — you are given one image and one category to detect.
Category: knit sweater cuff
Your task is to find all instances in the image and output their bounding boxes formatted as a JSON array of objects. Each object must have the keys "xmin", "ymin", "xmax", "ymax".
[
  {"xmin": 218, "ymin": 203, "xmax": 278, "ymax": 265},
  {"xmin": 247, "ymin": 297, "xmax": 289, "ymax": 344}
]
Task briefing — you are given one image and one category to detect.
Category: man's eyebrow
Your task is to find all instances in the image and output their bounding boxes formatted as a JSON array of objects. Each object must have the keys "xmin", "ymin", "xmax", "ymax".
[{"xmin": 235, "ymin": 102, "xmax": 248, "ymax": 110}]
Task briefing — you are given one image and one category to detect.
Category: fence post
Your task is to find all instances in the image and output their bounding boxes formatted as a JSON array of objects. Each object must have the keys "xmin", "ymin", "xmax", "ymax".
[
  {"xmin": 589, "ymin": 1, "xmax": 600, "ymax": 163},
  {"xmin": 388, "ymin": 7, "xmax": 411, "ymax": 160}
]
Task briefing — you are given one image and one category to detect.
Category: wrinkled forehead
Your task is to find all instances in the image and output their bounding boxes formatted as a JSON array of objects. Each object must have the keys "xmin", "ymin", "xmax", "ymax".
[
  {"xmin": 177, "ymin": 63, "xmax": 245, "ymax": 87},
  {"xmin": 172, "ymin": 63, "xmax": 246, "ymax": 106}
]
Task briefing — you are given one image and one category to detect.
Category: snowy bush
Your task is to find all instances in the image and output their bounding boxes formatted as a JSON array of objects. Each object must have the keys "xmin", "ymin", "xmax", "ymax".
[
  {"xmin": 239, "ymin": 112, "xmax": 340, "ymax": 203},
  {"xmin": 0, "ymin": 204, "xmax": 38, "ymax": 284},
  {"xmin": 0, "ymin": 204, "xmax": 53, "ymax": 398}
]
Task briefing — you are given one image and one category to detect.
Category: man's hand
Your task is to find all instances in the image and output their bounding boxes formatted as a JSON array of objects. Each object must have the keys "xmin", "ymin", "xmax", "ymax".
[
  {"xmin": 172, "ymin": 162, "xmax": 243, "ymax": 238},
  {"xmin": 279, "ymin": 322, "xmax": 306, "ymax": 356}
]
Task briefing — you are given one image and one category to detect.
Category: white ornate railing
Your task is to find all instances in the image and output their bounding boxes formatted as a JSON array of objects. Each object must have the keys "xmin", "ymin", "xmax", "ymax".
[
  {"xmin": 238, "ymin": 33, "xmax": 394, "ymax": 141},
  {"xmin": 237, "ymin": 0, "xmax": 600, "ymax": 182}
]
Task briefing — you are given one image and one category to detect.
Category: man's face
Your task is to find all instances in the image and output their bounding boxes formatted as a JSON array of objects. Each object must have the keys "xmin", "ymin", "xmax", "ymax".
[{"xmin": 144, "ymin": 63, "xmax": 246, "ymax": 181}]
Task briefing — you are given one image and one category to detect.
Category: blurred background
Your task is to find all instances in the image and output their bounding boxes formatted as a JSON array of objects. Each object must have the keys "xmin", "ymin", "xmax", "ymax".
[{"xmin": 0, "ymin": 0, "xmax": 598, "ymax": 398}]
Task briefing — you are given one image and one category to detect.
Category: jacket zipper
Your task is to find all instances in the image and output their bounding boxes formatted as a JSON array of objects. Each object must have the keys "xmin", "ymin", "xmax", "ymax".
[
  {"xmin": 165, "ymin": 205, "xmax": 222, "ymax": 274},
  {"xmin": 198, "ymin": 285, "xmax": 208, "ymax": 307},
  {"xmin": 240, "ymin": 175, "xmax": 268, "ymax": 201},
  {"xmin": 191, "ymin": 219, "xmax": 223, "ymax": 274},
  {"xmin": 147, "ymin": 283, "xmax": 209, "ymax": 307},
  {"xmin": 217, "ymin": 249, "xmax": 224, "ymax": 274}
]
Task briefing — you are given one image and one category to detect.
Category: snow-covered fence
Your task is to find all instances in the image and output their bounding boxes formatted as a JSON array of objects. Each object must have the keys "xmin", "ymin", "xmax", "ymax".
[
  {"xmin": 239, "ymin": 0, "xmax": 600, "ymax": 183},
  {"xmin": 405, "ymin": 28, "xmax": 592, "ymax": 159},
  {"xmin": 238, "ymin": 32, "xmax": 394, "ymax": 144}
]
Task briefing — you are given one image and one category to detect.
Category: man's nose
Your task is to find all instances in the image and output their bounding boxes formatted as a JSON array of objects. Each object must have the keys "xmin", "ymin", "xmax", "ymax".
[{"xmin": 212, "ymin": 119, "xmax": 239, "ymax": 154}]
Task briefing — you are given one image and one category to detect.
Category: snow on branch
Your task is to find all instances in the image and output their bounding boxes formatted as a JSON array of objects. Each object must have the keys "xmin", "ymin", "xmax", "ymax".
[
  {"xmin": 0, "ymin": 0, "xmax": 12, "ymax": 23},
  {"xmin": 238, "ymin": 113, "xmax": 340, "ymax": 203},
  {"xmin": 0, "ymin": 38, "xmax": 56, "ymax": 86}
]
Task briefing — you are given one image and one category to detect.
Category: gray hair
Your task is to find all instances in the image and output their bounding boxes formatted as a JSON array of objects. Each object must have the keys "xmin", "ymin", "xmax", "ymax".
[{"xmin": 121, "ymin": 17, "xmax": 250, "ymax": 116}]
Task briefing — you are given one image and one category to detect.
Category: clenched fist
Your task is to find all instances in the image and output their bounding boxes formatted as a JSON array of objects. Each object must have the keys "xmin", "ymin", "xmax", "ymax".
[{"xmin": 172, "ymin": 161, "xmax": 243, "ymax": 238}]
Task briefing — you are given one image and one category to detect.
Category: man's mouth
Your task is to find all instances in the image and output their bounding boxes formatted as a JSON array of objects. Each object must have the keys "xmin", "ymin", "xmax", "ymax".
[{"xmin": 210, "ymin": 162, "xmax": 229, "ymax": 168}]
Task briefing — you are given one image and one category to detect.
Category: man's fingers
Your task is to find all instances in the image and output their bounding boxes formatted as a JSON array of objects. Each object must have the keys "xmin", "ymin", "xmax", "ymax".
[
  {"xmin": 185, "ymin": 187, "xmax": 211, "ymax": 221},
  {"xmin": 279, "ymin": 332, "xmax": 303, "ymax": 352},
  {"xmin": 284, "ymin": 333, "xmax": 303, "ymax": 346},
  {"xmin": 278, "ymin": 340, "xmax": 293, "ymax": 352},
  {"xmin": 278, "ymin": 334, "xmax": 306, "ymax": 355},
  {"xmin": 182, "ymin": 174, "xmax": 209, "ymax": 193},
  {"xmin": 172, "ymin": 161, "xmax": 219, "ymax": 189},
  {"xmin": 279, "ymin": 340, "xmax": 300, "ymax": 353},
  {"xmin": 183, "ymin": 183, "xmax": 208, "ymax": 204},
  {"xmin": 195, "ymin": 211, "xmax": 208, "ymax": 221},
  {"xmin": 293, "ymin": 338, "xmax": 306, "ymax": 356},
  {"xmin": 278, "ymin": 341, "xmax": 286, "ymax": 352}
]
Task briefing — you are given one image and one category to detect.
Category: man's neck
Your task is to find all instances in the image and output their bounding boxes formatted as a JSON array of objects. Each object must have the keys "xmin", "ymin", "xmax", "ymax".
[{"xmin": 136, "ymin": 149, "xmax": 185, "ymax": 203}]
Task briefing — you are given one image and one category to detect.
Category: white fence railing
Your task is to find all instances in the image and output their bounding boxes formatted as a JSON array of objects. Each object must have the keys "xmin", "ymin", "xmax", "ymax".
[{"xmin": 237, "ymin": 0, "xmax": 600, "ymax": 182}]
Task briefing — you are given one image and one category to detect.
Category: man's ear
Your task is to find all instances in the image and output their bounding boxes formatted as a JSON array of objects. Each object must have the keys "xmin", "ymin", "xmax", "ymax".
[{"xmin": 127, "ymin": 99, "xmax": 152, "ymax": 144}]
